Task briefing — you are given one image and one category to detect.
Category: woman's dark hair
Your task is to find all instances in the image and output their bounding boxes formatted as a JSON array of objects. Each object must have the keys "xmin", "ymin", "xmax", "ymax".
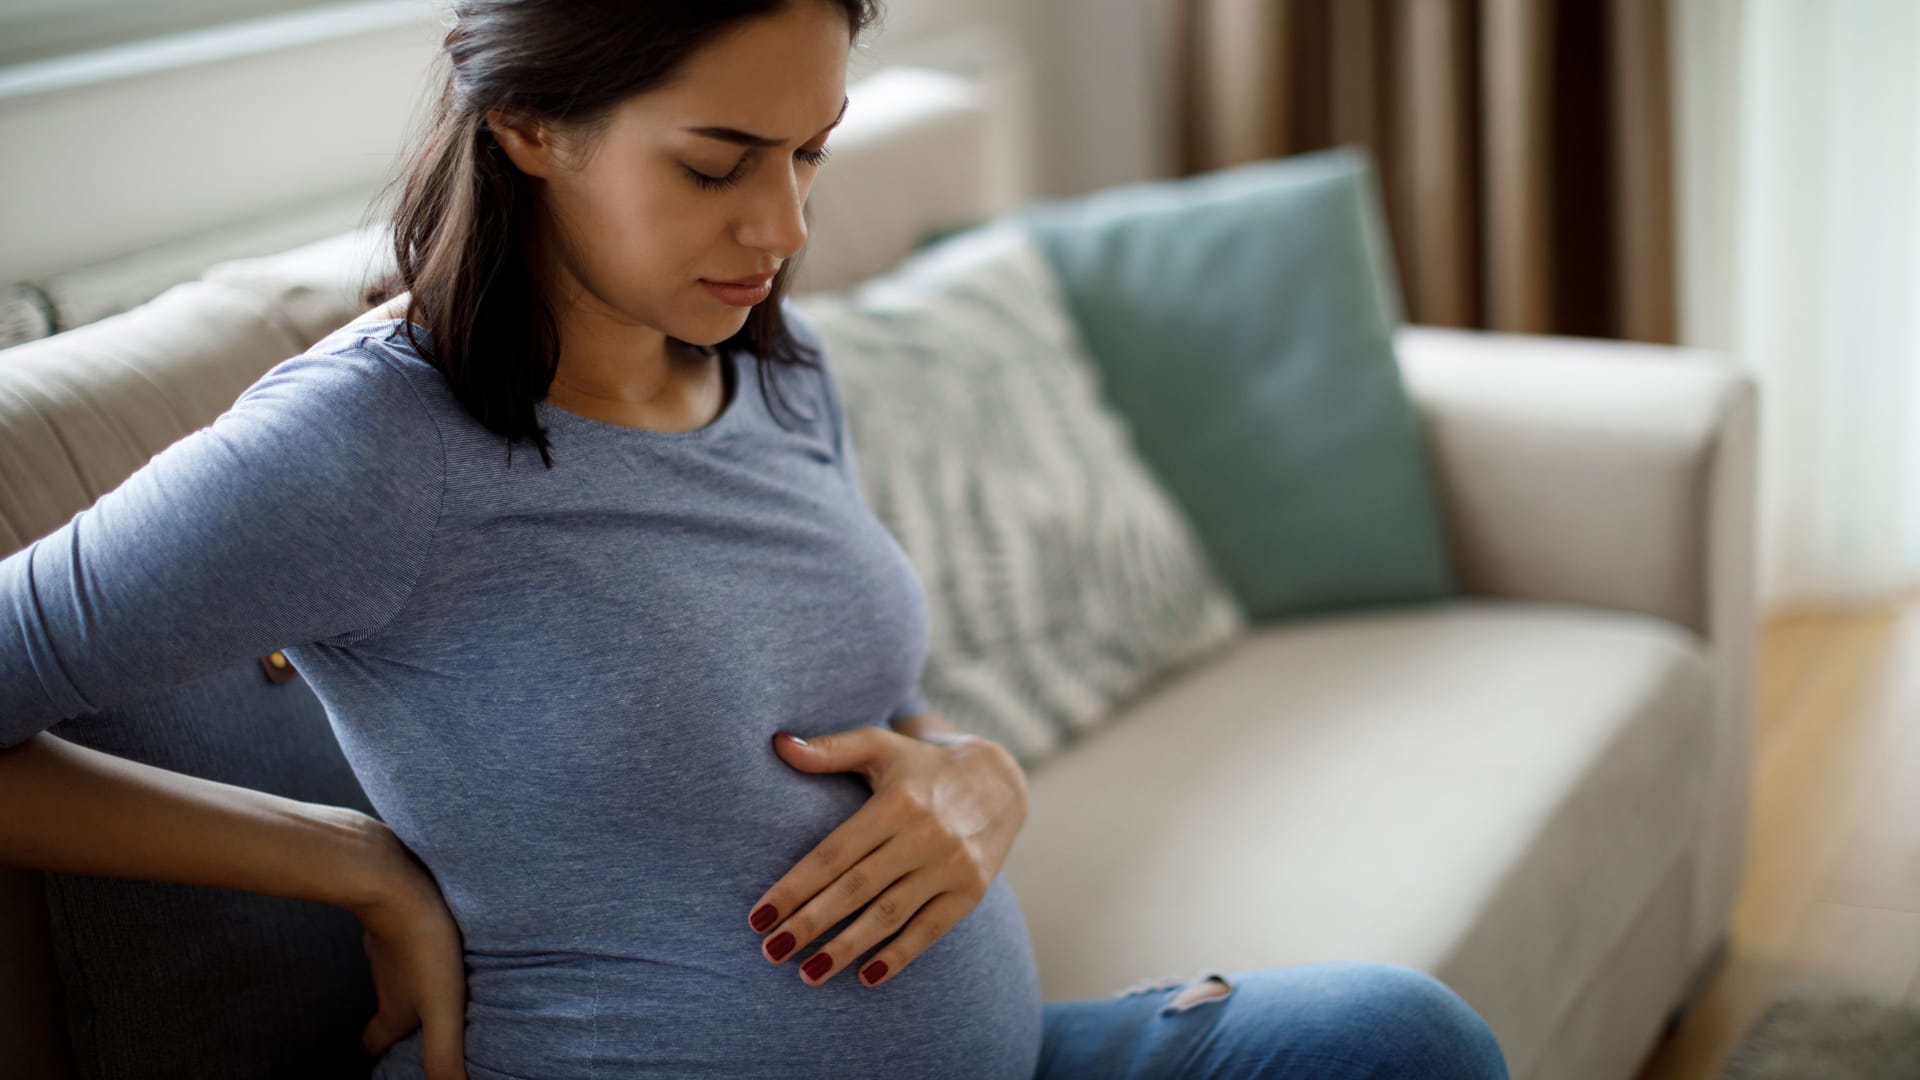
[{"xmin": 362, "ymin": 0, "xmax": 883, "ymax": 469}]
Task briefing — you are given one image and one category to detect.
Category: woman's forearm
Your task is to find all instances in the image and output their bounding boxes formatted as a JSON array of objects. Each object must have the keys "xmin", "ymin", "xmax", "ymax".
[{"xmin": 0, "ymin": 731, "xmax": 392, "ymax": 913}]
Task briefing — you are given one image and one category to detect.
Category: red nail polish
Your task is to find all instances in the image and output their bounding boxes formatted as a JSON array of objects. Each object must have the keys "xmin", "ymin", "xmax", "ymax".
[
  {"xmin": 801, "ymin": 952, "xmax": 833, "ymax": 981},
  {"xmin": 766, "ymin": 931, "xmax": 795, "ymax": 962},
  {"xmin": 861, "ymin": 960, "xmax": 887, "ymax": 985},
  {"xmin": 751, "ymin": 904, "xmax": 778, "ymax": 932}
]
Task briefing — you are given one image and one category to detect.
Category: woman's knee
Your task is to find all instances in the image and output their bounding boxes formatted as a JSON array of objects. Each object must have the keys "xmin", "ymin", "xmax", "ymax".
[{"xmin": 1327, "ymin": 961, "xmax": 1511, "ymax": 1080}]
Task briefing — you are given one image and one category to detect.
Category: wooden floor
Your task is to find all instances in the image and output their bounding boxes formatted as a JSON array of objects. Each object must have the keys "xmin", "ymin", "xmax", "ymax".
[{"xmin": 1635, "ymin": 598, "xmax": 1920, "ymax": 1079}]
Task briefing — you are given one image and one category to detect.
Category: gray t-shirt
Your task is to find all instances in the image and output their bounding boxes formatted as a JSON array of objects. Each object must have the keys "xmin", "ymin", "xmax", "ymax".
[{"xmin": 0, "ymin": 304, "xmax": 1044, "ymax": 1079}]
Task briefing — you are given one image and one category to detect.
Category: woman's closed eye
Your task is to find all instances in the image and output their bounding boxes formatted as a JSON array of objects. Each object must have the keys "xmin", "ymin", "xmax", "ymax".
[{"xmin": 685, "ymin": 145, "xmax": 832, "ymax": 192}]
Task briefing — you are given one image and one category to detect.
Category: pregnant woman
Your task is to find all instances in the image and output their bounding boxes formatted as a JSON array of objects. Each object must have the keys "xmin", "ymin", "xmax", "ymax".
[{"xmin": 0, "ymin": 2, "xmax": 1510, "ymax": 1077}]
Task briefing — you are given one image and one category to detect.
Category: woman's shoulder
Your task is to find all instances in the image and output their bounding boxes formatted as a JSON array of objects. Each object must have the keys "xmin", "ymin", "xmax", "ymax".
[
  {"xmin": 307, "ymin": 308, "xmax": 437, "ymax": 379},
  {"xmin": 305, "ymin": 290, "xmax": 441, "ymax": 388},
  {"xmin": 232, "ymin": 317, "xmax": 449, "ymax": 474},
  {"xmin": 292, "ymin": 310, "xmax": 456, "ymax": 414}
]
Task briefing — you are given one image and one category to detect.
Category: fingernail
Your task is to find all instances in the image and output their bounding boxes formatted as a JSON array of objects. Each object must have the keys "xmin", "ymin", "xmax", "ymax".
[
  {"xmin": 861, "ymin": 960, "xmax": 887, "ymax": 985},
  {"xmin": 777, "ymin": 732, "xmax": 808, "ymax": 747},
  {"xmin": 802, "ymin": 952, "xmax": 833, "ymax": 981},
  {"xmin": 766, "ymin": 931, "xmax": 795, "ymax": 962},
  {"xmin": 750, "ymin": 904, "xmax": 779, "ymax": 932}
]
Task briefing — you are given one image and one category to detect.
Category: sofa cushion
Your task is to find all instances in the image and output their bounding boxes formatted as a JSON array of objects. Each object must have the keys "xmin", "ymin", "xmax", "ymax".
[
  {"xmin": 0, "ymin": 278, "xmax": 303, "ymax": 554},
  {"xmin": 42, "ymin": 660, "xmax": 378, "ymax": 1079},
  {"xmin": 0, "ymin": 271, "xmax": 372, "ymax": 1079},
  {"xmin": 790, "ymin": 222, "xmax": 1247, "ymax": 767},
  {"xmin": 201, "ymin": 222, "xmax": 395, "ymax": 354},
  {"xmin": 1005, "ymin": 598, "xmax": 1712, "ymax": 1077},
  {"xmin": 1019, "ymin": 146, "xmax": 1457, "ymax": 619}
]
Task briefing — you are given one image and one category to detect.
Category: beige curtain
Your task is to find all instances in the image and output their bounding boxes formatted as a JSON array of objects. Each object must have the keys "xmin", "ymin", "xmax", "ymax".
[{"xmin": 1172, "ymin": 0, "xmax": 1675, "ymax": 343}]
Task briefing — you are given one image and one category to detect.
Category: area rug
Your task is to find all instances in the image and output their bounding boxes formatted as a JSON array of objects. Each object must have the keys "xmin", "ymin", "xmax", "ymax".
[{"xmin": 1717, "ymin": 984, "xmax": 1920, "ymax": 1079}]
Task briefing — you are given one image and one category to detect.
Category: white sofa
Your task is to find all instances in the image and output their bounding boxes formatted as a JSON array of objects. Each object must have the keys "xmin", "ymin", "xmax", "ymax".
[
  {"xmin": 1006, "ymin": 322, "xmax": 1755, "ymax": 1080},
  {"xmin": 0, "ymin": 66, "xmax": 1754, "ymax": 1080}
]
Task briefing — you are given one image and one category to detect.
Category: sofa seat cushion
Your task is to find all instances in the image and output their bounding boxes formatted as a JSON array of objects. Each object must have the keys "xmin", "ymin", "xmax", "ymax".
[{"xmin": 1005, "ymin": 598, "xmax": 1713, "ymax": 1076}]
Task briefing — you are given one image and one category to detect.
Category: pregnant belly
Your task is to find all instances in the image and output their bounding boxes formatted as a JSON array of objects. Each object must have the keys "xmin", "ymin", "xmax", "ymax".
[{"xmin": 372, "ymin": 872, "xmax": 1043, "ymax": 1080}]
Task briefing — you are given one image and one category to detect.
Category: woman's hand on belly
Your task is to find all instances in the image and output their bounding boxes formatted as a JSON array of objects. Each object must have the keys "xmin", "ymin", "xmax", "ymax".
[{"xmin": 746, "ymin": 723, "xmax": 1028, "ymax": 989}]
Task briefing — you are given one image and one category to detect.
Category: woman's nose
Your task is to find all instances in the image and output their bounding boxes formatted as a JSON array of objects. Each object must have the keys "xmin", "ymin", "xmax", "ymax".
[{"xmin": 740, "ymin": 174, "xmax": 809, "ymax": 261}]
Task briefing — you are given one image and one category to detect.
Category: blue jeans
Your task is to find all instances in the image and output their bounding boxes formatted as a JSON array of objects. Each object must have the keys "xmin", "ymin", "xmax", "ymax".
[{"xmin": 1034, "ymin": 961, "xmax": 1512, "ymax": 1079}]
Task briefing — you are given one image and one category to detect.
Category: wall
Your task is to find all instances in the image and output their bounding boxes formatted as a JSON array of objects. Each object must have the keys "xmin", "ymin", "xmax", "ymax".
[{"xmin": 0, "ymin": 0, "xmax": 1172, "ymax": 294}]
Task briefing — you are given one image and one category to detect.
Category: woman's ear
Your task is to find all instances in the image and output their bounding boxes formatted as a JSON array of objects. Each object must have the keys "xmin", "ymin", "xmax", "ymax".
[{"xmin": 484, "ymin": 107, "xmax": 557, "ymax": 179}]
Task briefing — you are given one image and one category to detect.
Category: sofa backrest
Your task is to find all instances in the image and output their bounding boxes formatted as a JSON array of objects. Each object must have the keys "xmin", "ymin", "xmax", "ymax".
[
  {"xmin": 0, "ymin": 278, "xmax": 312, "ymax": 1080},
  {"xmin": 0, "ymin": 63, "xmax": 1006, "ymax": 1078}
]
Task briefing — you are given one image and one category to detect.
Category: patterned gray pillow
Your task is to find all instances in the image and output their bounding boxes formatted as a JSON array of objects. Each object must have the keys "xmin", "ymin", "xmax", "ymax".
[{"xmin": 792, "ymin": 222, "xmax": 1247, "ymax": 768}]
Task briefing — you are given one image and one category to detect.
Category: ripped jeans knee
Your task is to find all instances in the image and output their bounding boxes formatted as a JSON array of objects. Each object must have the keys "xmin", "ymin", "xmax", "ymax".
[{"xmin": 1112, "ymin": 968, "xmax": 1235, "ymax": 1016}]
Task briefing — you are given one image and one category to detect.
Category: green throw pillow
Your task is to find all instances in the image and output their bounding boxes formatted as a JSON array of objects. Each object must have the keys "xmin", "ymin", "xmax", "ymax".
[{"xmin": 1017, "ymin": 145, "xmax": 1457, "ymax": 618}]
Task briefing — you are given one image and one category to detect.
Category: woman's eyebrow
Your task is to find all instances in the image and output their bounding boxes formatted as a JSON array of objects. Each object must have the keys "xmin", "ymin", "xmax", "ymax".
[{"xmin": 682, "ymin": 95, "xmax": 849, "ymax": 148}]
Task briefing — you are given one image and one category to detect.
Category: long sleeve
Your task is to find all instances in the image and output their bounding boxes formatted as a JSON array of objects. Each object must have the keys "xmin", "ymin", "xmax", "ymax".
[
  {"xmin": 0, "ymin": 346, "xmax": 446, "ymax": 749},
  {"xmin": 784, "ymin": 301, "xmax": 932, "ymax": 723}
]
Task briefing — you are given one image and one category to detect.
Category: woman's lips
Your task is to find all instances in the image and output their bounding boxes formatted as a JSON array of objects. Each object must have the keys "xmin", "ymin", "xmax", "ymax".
[{"xmin": 701, "ymin": 278, "xmax": 772, "ymax": 306}]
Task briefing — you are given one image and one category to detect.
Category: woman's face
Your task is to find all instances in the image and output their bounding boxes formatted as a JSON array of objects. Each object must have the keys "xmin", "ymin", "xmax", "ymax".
[{"xmin": 491, "ymin": 2, "xmax": 852, "ymax": 347}]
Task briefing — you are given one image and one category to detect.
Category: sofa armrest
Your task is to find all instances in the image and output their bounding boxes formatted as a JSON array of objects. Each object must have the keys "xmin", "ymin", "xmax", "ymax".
[
  {"xmin": 1396, "ymin": 324, "xmax": 1759, "ymax": 967},
  {"xmin": 1395, "ymin": 325, "xmax": 1757, "ymax": 643}
]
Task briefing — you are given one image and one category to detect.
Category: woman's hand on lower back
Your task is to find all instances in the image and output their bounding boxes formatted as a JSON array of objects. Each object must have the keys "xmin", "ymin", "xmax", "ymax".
[
  {"xmin": 351, "ymin": 819, "xmax": 469, "ymax": 1080},
  {"xmin": 749, "ymin": 722, "xmax": 1028, "ymax": 988}
]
